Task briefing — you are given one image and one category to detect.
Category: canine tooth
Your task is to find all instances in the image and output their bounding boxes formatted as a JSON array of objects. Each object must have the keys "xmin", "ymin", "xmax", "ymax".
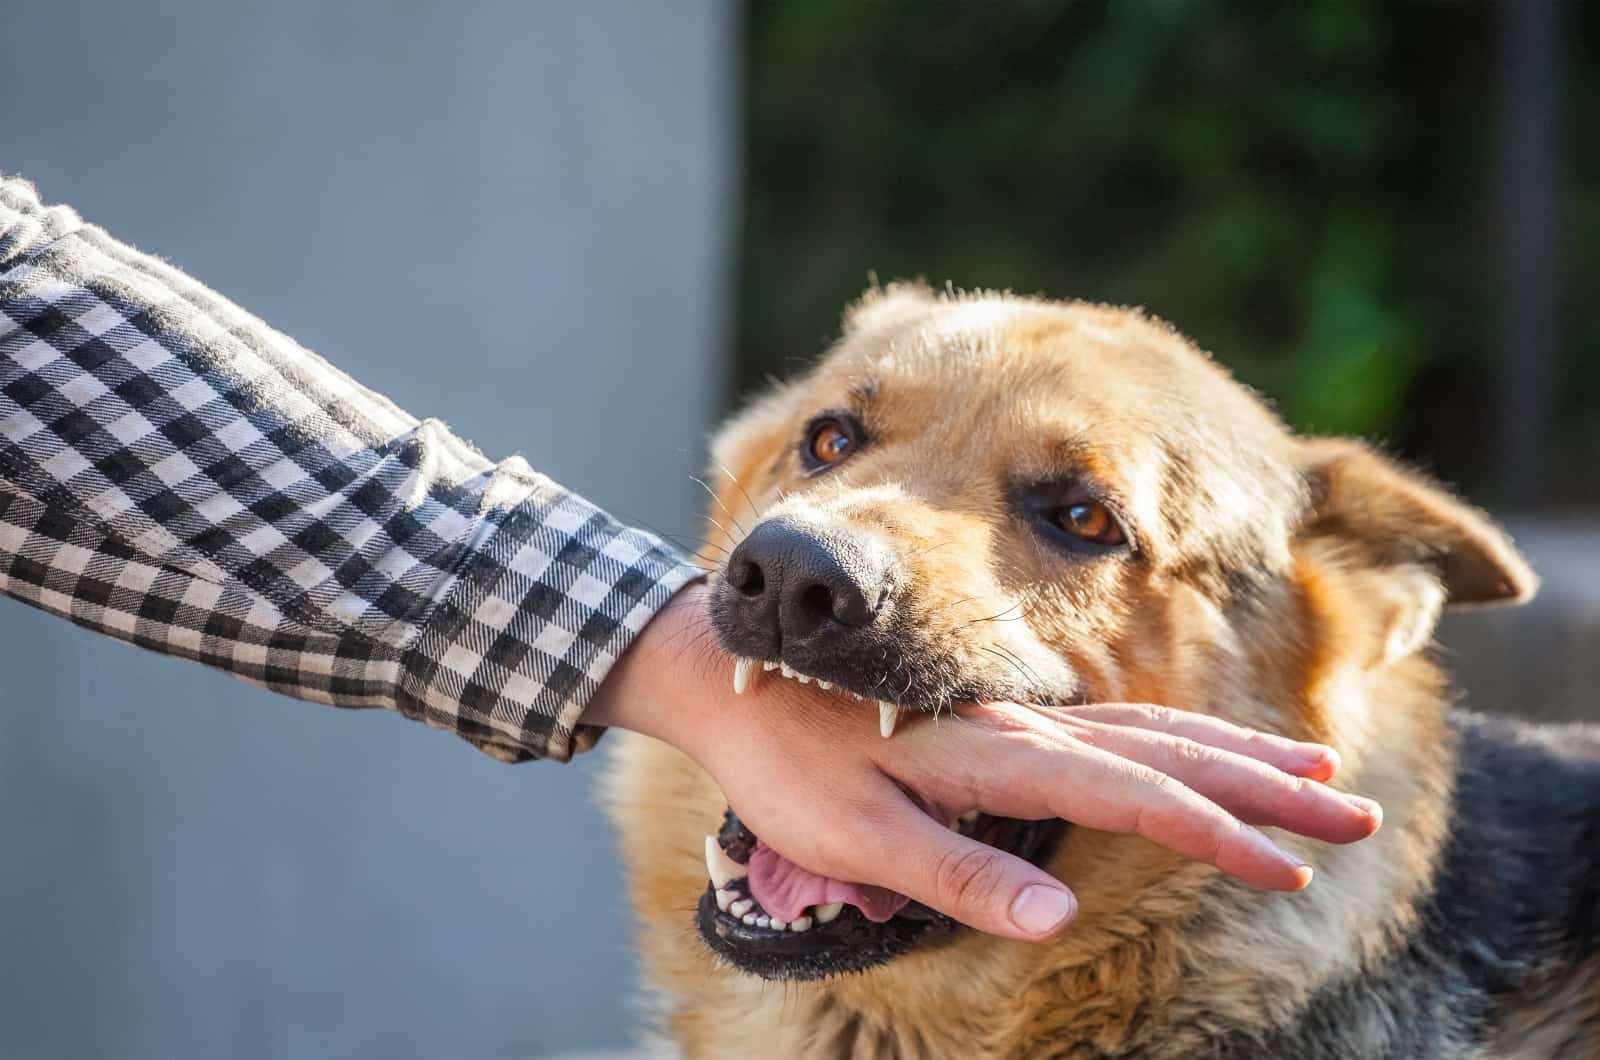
[
  {"xmin": 958, "ymin": 810, "xmax": 981, "ymax": 827},
  {"xmin": 705, "ymin": 835, "xmax": 744, "ymax": 890},
  {"xmin": 763, "ymin": 661, "xmax": 780, "ymax": 671},
  {"xmin": 742, "ymin": 913, "xmax": 758, "ymax": 925},
  {"xmin": 813, "ymin": 902, "xmax": 844, "ymax": 923},
  {"xmin": 879, "ymin": 701, "xmax": 902, "ymax": 739},
  {"xmin": 730, "ymin": 898, "xmax": 755, "ymax": 917},
  {"xmin": 789, "ymin": 916, "xmax": 813, "ymax": 932},
  {"xmin": 769, "ymin": 917, "xmax": 786, "ymax": 930},
  {"xmin": 733, "ymin": 657, "xmax": 756, "ymax": 695},
  {"xmin": 715, "ymin": 889, "xmax": 735, "ymax": 912}
]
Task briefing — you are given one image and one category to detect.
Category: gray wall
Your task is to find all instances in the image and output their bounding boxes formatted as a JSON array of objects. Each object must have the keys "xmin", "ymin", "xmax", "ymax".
[{"xmin": 0, "ymin": 3, "xmax": 732, "ymax": 1057}]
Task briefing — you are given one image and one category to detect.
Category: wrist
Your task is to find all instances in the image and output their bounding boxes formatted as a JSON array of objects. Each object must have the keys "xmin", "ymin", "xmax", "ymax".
[{"xmin": 582, "ymin": 582, "xmax": 725, "ymax": 756}]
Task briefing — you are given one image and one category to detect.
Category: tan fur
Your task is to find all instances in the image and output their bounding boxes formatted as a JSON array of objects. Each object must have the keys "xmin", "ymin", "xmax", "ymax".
[{"xmin": 602, "ymin": 286, "xmax": 1536, "ymax": 1058}]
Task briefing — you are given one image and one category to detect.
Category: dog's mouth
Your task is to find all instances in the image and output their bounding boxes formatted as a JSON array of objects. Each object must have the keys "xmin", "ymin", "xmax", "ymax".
[{"xmin": 697, "ymin": 805, "xmax": 1067, "ymax": 981}]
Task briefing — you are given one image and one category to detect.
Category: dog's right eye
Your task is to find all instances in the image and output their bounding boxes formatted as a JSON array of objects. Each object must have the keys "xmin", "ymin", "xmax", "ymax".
[
  {"xmin": 1015, "ymin": 478, "xmax": 1135, "ymax": 556},
  {"xmin": 801, "ymin": 415, "xmax": 863, "ymax": 472},
  {"xmin": 1052, "ymin": 501, "xmax": 1126, "ymax": 546}
]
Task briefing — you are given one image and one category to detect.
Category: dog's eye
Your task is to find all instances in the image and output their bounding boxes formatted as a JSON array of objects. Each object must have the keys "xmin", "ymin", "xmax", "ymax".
[
  {"xmin": 1052, "ymin": 501, "xmax": 1126, "ymax": 546},
  {"xmin": 803, "ymin": 416, "xmax": 859, "ymax": 470}
]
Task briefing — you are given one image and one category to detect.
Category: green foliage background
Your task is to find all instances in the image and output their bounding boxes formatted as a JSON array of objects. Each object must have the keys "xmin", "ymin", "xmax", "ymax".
[{"xmin": 736, "ymin": 1, "xmax": 1597, "ymax": 504}]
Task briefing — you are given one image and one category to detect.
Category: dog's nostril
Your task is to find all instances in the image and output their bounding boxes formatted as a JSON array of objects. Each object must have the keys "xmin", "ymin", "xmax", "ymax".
[
  {"xmin": 799, "ymin": 583, "xmax": 835, "ymax": 621},
  {"xmin": 728, "ymin": 559, "xmax": 765, "ymax": 598}
]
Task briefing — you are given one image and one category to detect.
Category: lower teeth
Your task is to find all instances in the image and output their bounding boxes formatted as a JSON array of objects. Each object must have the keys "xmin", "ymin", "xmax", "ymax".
[{"xmin": 705, "ymin": 833, "xmax": 852, "ymax": 933}]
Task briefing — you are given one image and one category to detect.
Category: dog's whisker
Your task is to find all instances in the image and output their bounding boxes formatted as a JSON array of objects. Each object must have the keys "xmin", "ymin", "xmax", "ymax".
[
  {"xmin": 986, "ymin": 643, "xmax": 1049, "ymax": 697},
  {"xmin": 980, "ymin": 645, "xmax": 1044, "ymax": 701},
  {"xmin": 922, "ymin": 595, "xmax": 981, "ymax": 623},
  {"xmin": 950, "ymin": 598, "xmax": 1033, "ymax": 632},
  {"xmin": 689, "ymin": 474, "xmax": 750, "ymax": 537},
  {"xmin": 709, "ymin": 455, "xmax": 764, "ymax": 526},
  {"xmin": 699, "ymin": 512, "xmax": 740, "ymax": 546}
]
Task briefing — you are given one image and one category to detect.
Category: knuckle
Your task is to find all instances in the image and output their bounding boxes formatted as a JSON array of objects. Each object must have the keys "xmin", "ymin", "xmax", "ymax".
[
  {"xmin": 1229, "ymin": 723, "xmax": 1259, "ymax": 749},
  {"xmin": 1144, "ymin": 703, "xmax": 1175, "ymax": 727},
  {"xmin": 1143, "ymin": 768, "xmax": 1179, "ymax": 797},
  {"xmin": 932, "ymin": 845, "xmax": 1007, "ymax": 910},
  {"xmin": 1170, "ymin": 738, "xmax": 1217, "ymax": 769}
]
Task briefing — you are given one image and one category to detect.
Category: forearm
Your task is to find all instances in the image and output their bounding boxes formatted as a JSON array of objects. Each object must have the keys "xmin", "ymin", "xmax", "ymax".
[{"xmin": 0, "ymin": 174, "xmax": 694, "ymax": 761}]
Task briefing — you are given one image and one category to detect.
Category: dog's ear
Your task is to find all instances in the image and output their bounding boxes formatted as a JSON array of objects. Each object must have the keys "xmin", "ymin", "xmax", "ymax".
[
  {"xmin": 842, "ymin": 281, "xmax": 936, "ymax": 337},
  {"xmin": 1298, "ymin": 438, "xmax": 1537, "ymax": 661}
]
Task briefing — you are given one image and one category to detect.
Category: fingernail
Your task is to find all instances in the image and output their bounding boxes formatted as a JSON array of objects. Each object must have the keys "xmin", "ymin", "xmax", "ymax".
[
  {"xmin": 1305, "ymin": 746, "xmax": 1340, "ymax": 775},
  {"xmin": 1344, "ymin": 795, "xmax": 1383, "ymax": 827},
  {"xmin": 1009, "ymin": 884, "xmax": 1075, "ymax": 936},
  {"xmin": 1291, "ymin": 864, "xmax": 1314, "ymax": 890},
  {"xmin": 1251, "ymin": 831, "xmax": 1312, "ymax": 883}
]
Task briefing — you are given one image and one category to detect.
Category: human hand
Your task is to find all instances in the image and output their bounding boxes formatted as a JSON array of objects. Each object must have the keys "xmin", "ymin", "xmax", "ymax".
[{"xmin": 585, "ymin": 584, "xmax": 1381, "ymax": 942}]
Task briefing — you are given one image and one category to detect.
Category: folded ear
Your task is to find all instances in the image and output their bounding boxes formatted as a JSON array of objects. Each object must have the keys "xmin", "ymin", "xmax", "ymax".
[
  {"xmin": 1299, "ymin": 438, "xmax": 1538, "ymax": 608},
  {"xmin": 842, "ymin": 281, "xmax": 936, "ymax": 336}
]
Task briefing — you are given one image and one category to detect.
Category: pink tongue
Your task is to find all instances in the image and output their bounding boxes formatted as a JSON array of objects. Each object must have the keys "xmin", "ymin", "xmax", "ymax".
[{"xmin": 747, "ymin": 840, "xmax": 910, "ymax": 923}]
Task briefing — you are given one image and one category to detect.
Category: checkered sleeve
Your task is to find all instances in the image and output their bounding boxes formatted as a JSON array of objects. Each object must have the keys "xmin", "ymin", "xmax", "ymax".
[{"xmin": 0, "ymin": 175, "xmax": 697, "ymax": 762}]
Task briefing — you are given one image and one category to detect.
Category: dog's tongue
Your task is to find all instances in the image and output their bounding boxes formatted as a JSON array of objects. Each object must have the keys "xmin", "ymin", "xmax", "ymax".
[{"xmin": 747, "ymin": 839, "xmax": 910, "ymax": 923}]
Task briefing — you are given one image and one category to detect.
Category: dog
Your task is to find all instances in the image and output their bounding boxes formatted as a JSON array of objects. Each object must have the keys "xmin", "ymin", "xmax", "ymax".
[{"xmin": 602, "ymin": 285, "xmax": 1600, "ymax": 1058}]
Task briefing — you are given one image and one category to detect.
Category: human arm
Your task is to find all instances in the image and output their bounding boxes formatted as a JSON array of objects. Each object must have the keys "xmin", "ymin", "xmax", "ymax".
[{"xmin": 0, "ymin": 173, "xmax": 694, "ymax": 762}]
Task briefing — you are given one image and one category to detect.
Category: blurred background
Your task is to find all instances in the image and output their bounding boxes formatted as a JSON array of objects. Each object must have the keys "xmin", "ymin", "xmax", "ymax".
[{"xmin": 0, "ymin": 1, "xmax": 1593, "ymax": 1057}]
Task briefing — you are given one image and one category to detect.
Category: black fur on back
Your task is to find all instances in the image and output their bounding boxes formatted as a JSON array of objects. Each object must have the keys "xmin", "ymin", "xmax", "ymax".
[{"xmin": 1206, "ymin": 711, "xmax": 1600, "ymax": 1059}]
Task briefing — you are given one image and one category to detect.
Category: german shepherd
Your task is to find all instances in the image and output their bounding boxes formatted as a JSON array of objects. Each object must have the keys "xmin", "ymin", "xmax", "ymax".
[{"xmin": 603, "ymin": 286, "xmax": 1600, "ymax": 1058}]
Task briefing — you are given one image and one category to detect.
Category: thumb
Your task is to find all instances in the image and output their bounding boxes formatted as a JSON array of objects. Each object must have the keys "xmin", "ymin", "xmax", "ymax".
[{"xmin": 841, "ymin": 795, "xmax": 1078, "ymax": 942}]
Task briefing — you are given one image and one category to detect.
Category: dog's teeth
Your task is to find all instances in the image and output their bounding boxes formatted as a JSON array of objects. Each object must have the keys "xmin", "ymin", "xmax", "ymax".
[
  {"xmin": 715, "ymin": 889, "xmax": 735, "ymax": 912},
  {"xmin": 817, "ymin": 680, "xmax": 833, "ymax": 691},
  {"xmin": 789, "ymin": 916, "xmax": 813, "ymax": 932},
  {"xmin": 878, "ymin": 701, "xmax": 902, "ymax": 739},
  {"xmin": 756, "ymin": 915, "xmax": 771, "ymax": 928},
  {"xmin": 705, "ymin": 835, "xmax": 745, "ymax": 890},
  {"xmin": 742, "ymin": 913, "xmax": 758, "ymax": 926},
  {"xmin": 813, "ymin": 902, "xmax": 844, "ymax": 924},
  {"xmin": 958, "ymin": 810, "xmax": 981, "ymax": 827},
  {"xmin": 769, "ymin": 917, "xmax": 787, "ymax": 930},
  {"xmin": 730, "ymin": 898, "xmax": 755, "ymax": 917},
  {"xmin": 763, "ymin": 661, "xmax": 780, "ymax": 672},
  {"xmin": 732, "ymin": 657, "xmax": 756, "ymax": 695},
  {"xmin": 780, "ymin": 662, "xmax": 798, "ymax": 679},
  {"xmin": 796, "ymin": 673, "xmax": 811, "ymax": 684}
]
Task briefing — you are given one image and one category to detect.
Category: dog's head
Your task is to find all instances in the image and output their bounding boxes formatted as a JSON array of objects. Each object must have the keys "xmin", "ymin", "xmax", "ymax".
[{"xmin": 653, "ymin": 286, "xmax": 1535, "ymax": 984}]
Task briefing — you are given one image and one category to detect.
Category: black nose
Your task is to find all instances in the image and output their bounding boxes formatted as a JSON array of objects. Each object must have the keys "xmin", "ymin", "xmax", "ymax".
[{"xmin": 720, "ymin": 518, "xmax": 893, "ymax": 652}]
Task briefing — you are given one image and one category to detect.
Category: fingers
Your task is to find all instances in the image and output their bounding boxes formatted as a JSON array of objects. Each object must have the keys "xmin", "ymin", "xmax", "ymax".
[
  {"xmin": 822, "ymin": 782, "xmax": 1079, "ymax": 942},
  {"xmin": 1034, "ymin": 746, "xmax": 1316, "ymax": 891},
  {"xmin": 1061, "ymin": 703, "xmax": 1341, "ymax": 782},
  {"xmin": 1064, "ymin": 720, "xmax": 1382, "ymax": 844},
  {"xmin": 931, "ymin": 732, "xmax": 1316, "ymax": 892}
]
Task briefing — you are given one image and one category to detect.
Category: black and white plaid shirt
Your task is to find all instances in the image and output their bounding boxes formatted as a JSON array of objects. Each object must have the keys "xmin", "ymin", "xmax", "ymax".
[{"xmin": 0, "ymin": 176, "xmax": 696, "ymax": 762}]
